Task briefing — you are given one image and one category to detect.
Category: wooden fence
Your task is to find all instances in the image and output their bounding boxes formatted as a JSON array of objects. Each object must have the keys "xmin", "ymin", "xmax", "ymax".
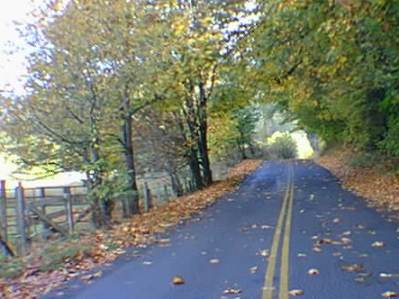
[
  {"xmin": 0, "ymin": 177, "xmax": 195, "ymax": 257},
  {"xmin": 0, "ymin": 182, "xmax": 89, "ymax": 256}
]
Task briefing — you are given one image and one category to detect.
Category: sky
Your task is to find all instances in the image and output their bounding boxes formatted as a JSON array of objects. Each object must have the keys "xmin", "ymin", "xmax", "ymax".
[
  {"xmin": 0, "ymin": 0, "xmax": 86, "ymax": 187},
  {"xmin": 0, "ymin": 0, "xmax": 40, "ymax": 94},
  {"xmin": 0, "ymin": 1, "xmax": 32, "ymax": 185}
]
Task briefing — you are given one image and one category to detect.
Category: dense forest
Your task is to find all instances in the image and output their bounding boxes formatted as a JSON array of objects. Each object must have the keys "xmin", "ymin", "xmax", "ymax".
[{"xmin": 0, "ymin": 0, "xmax": 398, "ymax": 226}]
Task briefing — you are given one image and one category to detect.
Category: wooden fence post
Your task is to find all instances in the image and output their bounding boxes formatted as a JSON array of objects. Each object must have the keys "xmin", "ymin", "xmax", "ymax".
[
  {"xmin": 37, "ymin": 187, "xmax": 50, "ymax": 238},
  {"xmin": 0, "ymin": 180, "xmax": 7, "ymax": 242},
  {"xmin": 143, "ymin": 182, "xmax": 152, "ymax": 212},
  {"xmin": 64, "ymin": 187, "xmax": 74, "ymax": 234},
  {"xmin": 163, "ymin": 185, "xmax": 169, "ymax": 202},
  {"xmin": 184, "ymin": 180, "xmax": 189, "ymax": 193},
  {"xmin": 121, "ymin": 196, "xmax": 129, "ymax": 218},
  {"xmin": 155, "ymin": 188, "xmax": 162, "ymax": 204},
  {"xmin": 188, "ymin": 180, "xmax": 193, "ymax": 192},
  {"xmin": 16, "ymin": 183, "xmax": 28, "ymax": 255}
]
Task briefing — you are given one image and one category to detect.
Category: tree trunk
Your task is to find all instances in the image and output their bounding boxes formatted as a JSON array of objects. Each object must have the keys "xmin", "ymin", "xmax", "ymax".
[
  {"xmin": 86, "ymin": 129, "xmax": 111, "ymax": 227},
  {"xmin": 238, "ymin": 140, "xmax": 247, "ymax": 159},
  {"xmin": 176, "ymin": 109, "xmax": 204, "ymax": 190},
  {"xmin": 248, "ymin": 142, "xmax": 255, "ymax": 157},
  {"xmin": 121, "ymin": 93, "xmax": 140, "ymax": 216},
  {"xmin": 86, "ymin": 165, "xmax": 109, "ymax": 228},
  {"xmin": 188, "ymin": 146, "xmax": 203, "ymax": 189},
  {"xmin": 197, "ymin": 82, "xmax": 212, "ymax": 186}
]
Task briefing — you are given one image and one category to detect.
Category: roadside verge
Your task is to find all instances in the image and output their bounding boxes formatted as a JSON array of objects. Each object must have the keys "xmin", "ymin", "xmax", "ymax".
[{"xmin": 316, "ymin": 148, "xmax": 399, "ymax": 217}]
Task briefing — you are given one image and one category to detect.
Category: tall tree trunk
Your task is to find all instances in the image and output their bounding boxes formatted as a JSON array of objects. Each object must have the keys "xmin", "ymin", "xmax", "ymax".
[
  {"xmin": 178, "ymin": 105, "xmax": 204, "ymax": 190},
  {"xmin": 86, "ymin": 148, "xmax": 109, "ymax": 228},
  {"xmin": 87, "ymin": 102, "xmax": 111, "ymax": 227},
  {"xmin": 237, "ymin": 140, "xmax": 247, "ymax": 159},
  {"xmin": 122, "ymin": 94, "xmax": 140, "ymax": 216},
  {"xmin": 188, "ymin": 146, "xmax": 203, "ymax": 189},
  {"xmin": 248, "ymin": 142, "xmax": 255, "ymax": 157},
  {"xmin": 197, "ymin": 82, "xmax": 212, "ymax": 186}
]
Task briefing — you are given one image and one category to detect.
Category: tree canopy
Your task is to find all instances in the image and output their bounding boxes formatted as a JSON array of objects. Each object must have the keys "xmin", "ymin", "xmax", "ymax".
[{"xmin": 1, "ymin": 0, "xmax": 398, "ymax": 225}]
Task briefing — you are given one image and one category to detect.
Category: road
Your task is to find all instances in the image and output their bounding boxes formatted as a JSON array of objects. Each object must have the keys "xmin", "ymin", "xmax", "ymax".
[{"xmin": 46, "ymin": 160, "xmax": 399, "ymax": 299}]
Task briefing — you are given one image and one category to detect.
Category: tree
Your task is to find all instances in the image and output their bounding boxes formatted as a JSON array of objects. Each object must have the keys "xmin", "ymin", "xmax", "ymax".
[
  {"xmin": 0, "ymin": 0, "xmax": 170, "ymax": 225},
  {"xmin": 247, "ymin": 0, "xmax": 399, "ymax": 157},
  {"xmin": 148, "ymin": 0, "xmax": 252, "ymax": 188},
  {"xmin": 268, "ymin": 133, "xmax": 297, "ymax": 160},
  {"xmin": 0, "ymin": 0, "xmax": 262, "ymax": 228},
  {"xmin": 233, "ymin": 106, "xmax": 260, "ymax": 159}
]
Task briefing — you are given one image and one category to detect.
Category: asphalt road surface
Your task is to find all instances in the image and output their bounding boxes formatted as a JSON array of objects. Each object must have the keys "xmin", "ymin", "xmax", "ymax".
[{"xmin": 45, "ymin": 160, "xmax": 399, "ymax": 299}]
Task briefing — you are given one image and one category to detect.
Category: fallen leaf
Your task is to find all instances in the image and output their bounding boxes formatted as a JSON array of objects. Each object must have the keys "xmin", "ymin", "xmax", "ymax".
[
  {"xmin": 261, "ymin": 225, "xmax": 272, "ymax": 229},
  {"xmin": 340, "ymin": 237, "xmax": 352, "ymax": 245},
  {"xmin": 307, "ymin": 268, "xmax": 320, "ymax": 276},
  {"xmin": 209, "ymin": 258, "xmax": 220, "ymax": 264},
  {"xmin": 316, "ymin": 238, "xmax": 333, "ymax": 245},
  {"xmin": 341, "ymin": 263, "xmax": 364, "ymax": 273},
  {"xmin": 81, "ymin": 274, "xmax": 93, "ymax": 283},
  {"xmin": 249, "ymin": 266, "xmax": 258, "ymax": 274},
  {"xmin": 172, "ymin": 275, "xmax": 185, "ymax": 285},
  {"xmin": 223, "ymin": 288, "xmax": 242, "ymax": 294},
  {"xmin": 289, "ymin": 289, "xmax": 304, "ymax": 296},
  {"xmin": 313, "ymin": 246, "xmax": 322, "ymax": 253},
  {"xmin": 258, "ymin": 249, "xmax": 269, "ymax": 257},
  {"xmin": 158, "ymin": 238, "xmax": 171, "ymax": 244},
  {"xmin": 372, "ymin": 241, "xmax": 385, "ymax": 248},
  {"xmin": 382, "ymin": 291, "xmax": 399, "ymax": 298}
]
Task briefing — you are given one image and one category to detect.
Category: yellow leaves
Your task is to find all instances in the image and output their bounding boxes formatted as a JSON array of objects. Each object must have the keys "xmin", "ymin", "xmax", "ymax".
[
  {"xmin": 171, "ymin": 16, "xmax": 190, "ymax": 36},
  {"xmin": 201, "ymin": 16, "xmax": 214, "ymax": 27},
  {"xmin": 277, "ymin": 0, "xmax": 302, "ymax": 11}
]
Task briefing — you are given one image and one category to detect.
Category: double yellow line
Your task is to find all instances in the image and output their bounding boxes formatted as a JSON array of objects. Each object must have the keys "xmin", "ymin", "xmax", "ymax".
[{"xmin": 263, "ymin": 164, "xmax": 295, "ymax": 299}]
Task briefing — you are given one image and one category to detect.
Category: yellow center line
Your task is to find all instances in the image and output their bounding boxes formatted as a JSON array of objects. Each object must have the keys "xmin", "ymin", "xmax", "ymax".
[
  {"xmin": 262, "ymin": 165, "xmax": 292, "ymax": 299},
  {"xmin": 279, "ymin": 165, "xmax": 295, "ymax": 299}
]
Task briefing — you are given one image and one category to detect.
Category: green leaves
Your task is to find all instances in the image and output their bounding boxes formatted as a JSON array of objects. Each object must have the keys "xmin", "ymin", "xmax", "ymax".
[{"xmin": 247, "ymin": 0, "xmax": 399, "ymax": 154}]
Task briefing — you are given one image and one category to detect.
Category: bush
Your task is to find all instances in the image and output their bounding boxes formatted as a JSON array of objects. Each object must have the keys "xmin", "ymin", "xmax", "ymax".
[
  {"xmin": 267, "ymin": 133, "xmax": 297, "ymax": 159},
  {"xmin": 350, "ymin": 152, "xmax": 381, "ymax": 168},
  {"xmin": 0, "ymin": 255, "xmax": 24, "ymax": 278}
]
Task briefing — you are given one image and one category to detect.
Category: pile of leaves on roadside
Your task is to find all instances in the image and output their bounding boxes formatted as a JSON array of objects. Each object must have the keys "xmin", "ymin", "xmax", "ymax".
[
  {"xmin": 0, "ymin": 159, "xmax": 262, "ymax": 299},
  {"xmin": 317, "ymin": 147, "xmax": 399, "ymax": 216}
]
